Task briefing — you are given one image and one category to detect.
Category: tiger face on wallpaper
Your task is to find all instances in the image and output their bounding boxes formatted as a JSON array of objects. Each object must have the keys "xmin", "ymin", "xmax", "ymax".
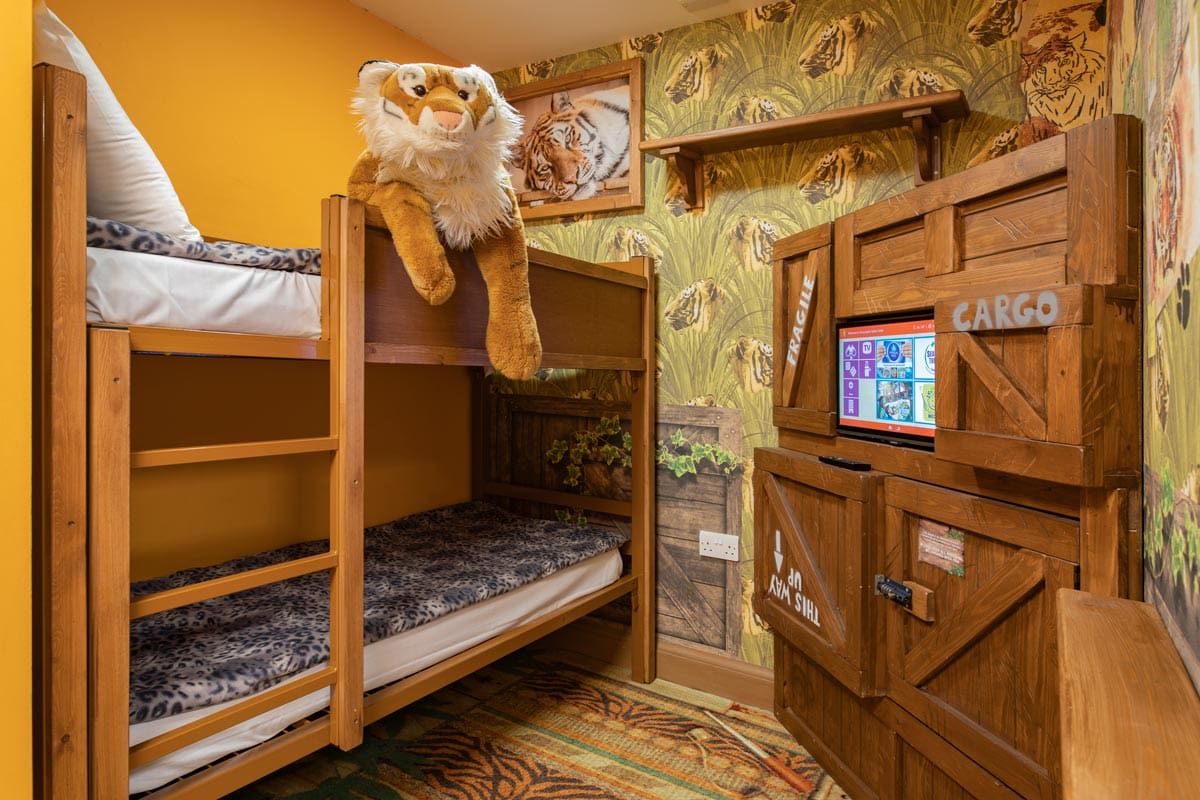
[
  {"xmin": 686, "ymin": 394, "xmax": 717, "ymax": 407},
  {"xmin": 729, "ymin": 95, "xmax": 782, "ymax": 124},
  {"xmin": 729, "ymin": 216, "xmax": 779, "ymax": 272},
  {"xmin": 727, "ymin": 336, "xmax": 774, "ymax": 393},
  {"xmin": 519, "ymin": 89, "xmax": 631, "ymax": 201},
  {"xmin": 664, "ymin": 278, "xmax": 725, "ymax": 333},
  {"xmin": 797, "ymin": 11, "xmax": 876, "ymax": 78},
  {"xmin": 664, "ymin": 161, "xmax": 727, "ymax": 216},
  {"xmin": 877, "ymin": 67, "xmax": 950, "ymax": 99},
  {"xmin": 741, "ymin": 1, "xmax": 795, "ymax": 30},
  {"xmin": 621, "ymin": 32, "xmax": 663, "ymax": 60},
  {"xmin": 518, "ymin": 59, "xmax": 555, "ymax": 84},
  {"xmin": 1020, "ymin": 33, "xmax": 1106, "ymax": 129},
  {"xmin": 798, "ymin": 142, "xmax": 879, "ymax": 205},
  {"xmin": 665, "ymin": 44, "xmax": 729, "ymax": 103},
  {"xmin": 968, "ymin": 124, "xmax": 1021, "ymax": 167},
  {"xmin": 607, "ymin": 226, "xmax": 663, "ymax": 263},
  {"xmin": 968, "ymin": 0, "xmax": 1024, "ymax": 46}
]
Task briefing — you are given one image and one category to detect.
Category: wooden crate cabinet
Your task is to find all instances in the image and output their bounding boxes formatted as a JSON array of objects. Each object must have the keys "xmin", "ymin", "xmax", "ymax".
[{"xmin": 759, "ymin": 114, "xmax": 1143, "ymax": 800}]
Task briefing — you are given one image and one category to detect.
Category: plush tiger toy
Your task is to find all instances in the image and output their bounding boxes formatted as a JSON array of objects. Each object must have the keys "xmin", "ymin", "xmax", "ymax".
[
  {"xmin": 797, "ymin": 12, "xmax": 876, "ymax": 78},
  {"xmin": 729, "ymin": 216, "xmax": 779, "ymax": 272},
  {"xmin": 348, "ymin": 61, "xmax": 541, "ymax": 379},
  {"xmin": 519, "ymin": 89, "xmax": 631, "ymax": 202},
  {"xmin": 727, "ymin": 336, "xmax": 774, "ymax": 393},
  {"xmin": 664, "ymin": 279, "xmax": 724, "ymax": 333}
]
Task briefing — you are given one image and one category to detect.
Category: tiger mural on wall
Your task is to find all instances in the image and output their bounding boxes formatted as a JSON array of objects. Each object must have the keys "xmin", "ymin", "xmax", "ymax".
[
  {"xmin": 1020, "ymin": 32, "xmax": 1106, "ymax": 129},
  {"xmin": 968, "ymin": 0, "xmax": 1024, "ymax": 46},
  {"xmin": 877, "ymin": 67, "xmax": 951, "ymax": 99},
  {"xmin": 741, "ymin": 1, "xmax": 795, "ymax": 30},
  {"xmin": 729, "ymin": 216, "xmax": 779, "ymax": 272},
  {"xmin": 665, "ymin": 44, "xmax": 729, "ymax": 103},
  {"xmin": 797, "ymin": 11, "xmax": 876, "ymax": 78},
  {"xmin": 664, "ymin": 278, "xmax": 725, "ymax": 333},
  {"xmin": 727, "ymin": 336, "xmax": 774, "ymax": 393},
  {"xmin": 621, "ymin": 32, "xmax": 663, "ymax": 60},
  {"xmin": 729, "ymin": 95, "xmax": 782, "ymax": 124},
  {"xmin": 798, "ymin": 142, "xmax": 879, "ymax": 204},
  {"xmin": 518, "ymin": 59, "xmax": 555, "ymax": 83},
  {"xmin": 607, "ymin": 226, "xmax": 663, "ymax": 263},
  {"xmin": 519, "ymin": 89, "xmax": 631, "ymax": 202}
]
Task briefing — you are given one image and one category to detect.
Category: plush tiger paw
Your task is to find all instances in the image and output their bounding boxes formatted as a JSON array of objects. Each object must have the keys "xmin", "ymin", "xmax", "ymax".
[
  {"xmin": 408, "ymin": 257, "xmax": 456, "ymax": 306},
  {"xmin": 486, "ymin": 305, "xmax": 542, "ymax": 380}
]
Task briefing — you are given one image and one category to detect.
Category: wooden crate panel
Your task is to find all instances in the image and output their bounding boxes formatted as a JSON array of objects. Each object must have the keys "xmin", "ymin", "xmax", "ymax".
[
  {"xmin": 883, "ymin": 478, "xmax": 1078, "ymax": 800},
  {"xmin": 753, "ymin": 448, "xmax": 883, "ymax": 696},
  {"xmin": 958, "ymin": 179, "xmax": 1068, "ymax": 262},
  {"xmin": 859, "ymin": 223, "xmax": 925, "ymax": 280},
  {"xmin": 773, "ymin": 225, "xmax": 836, "ymax": 435}
]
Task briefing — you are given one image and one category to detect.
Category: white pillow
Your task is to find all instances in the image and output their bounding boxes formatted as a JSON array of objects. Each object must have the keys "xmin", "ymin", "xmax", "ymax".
[{"xmin": 34, "ymin": 3, "xmax": 202, "ymax": 241}]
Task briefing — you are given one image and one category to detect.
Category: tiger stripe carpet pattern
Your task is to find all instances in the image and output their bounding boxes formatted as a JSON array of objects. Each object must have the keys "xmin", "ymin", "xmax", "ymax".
[{"xmin": 231, "ymin": 655, "xmax": 842, "ymax": 799}]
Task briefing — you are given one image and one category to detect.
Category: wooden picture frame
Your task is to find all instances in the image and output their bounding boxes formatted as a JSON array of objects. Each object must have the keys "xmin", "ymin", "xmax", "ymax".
[{"xmin": 505, "ymin": 59, "xmax": 644, "ymax": 221}]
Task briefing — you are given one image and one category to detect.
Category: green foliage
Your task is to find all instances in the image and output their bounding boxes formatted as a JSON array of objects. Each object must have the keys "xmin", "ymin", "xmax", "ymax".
[{"xmin": 555, "ymin": 508, "xmax": 590, "ymax": 526}]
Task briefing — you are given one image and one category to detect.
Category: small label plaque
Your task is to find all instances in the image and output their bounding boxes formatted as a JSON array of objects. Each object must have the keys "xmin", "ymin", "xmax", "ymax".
[{"xmin": 917, "ymin": 519, "xmax": 965, "ymax": 577}]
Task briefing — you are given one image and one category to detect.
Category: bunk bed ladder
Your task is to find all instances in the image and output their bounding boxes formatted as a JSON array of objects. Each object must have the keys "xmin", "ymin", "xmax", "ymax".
[{"xmin": 87, "ymin": 197, "xmax": 364, "ymax": 799}]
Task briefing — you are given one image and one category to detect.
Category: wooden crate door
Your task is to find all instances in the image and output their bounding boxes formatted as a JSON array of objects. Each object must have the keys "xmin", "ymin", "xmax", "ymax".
[
  {"xmin": 753, "ymin": 449, "xmax": 881, "ymax": 696},
  {"xmin": 882, "ymin": 479, "xmax": 1078, "ymax": 800},
  {"xmin": 773, "ymin": 225, "xmax": 836, "ymax": 435}
]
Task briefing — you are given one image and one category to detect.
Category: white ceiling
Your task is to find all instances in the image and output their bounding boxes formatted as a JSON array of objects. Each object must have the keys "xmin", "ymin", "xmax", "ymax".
[{"xmin": 352, "ymin": 0, "xmax": 768, "ymax": 72}]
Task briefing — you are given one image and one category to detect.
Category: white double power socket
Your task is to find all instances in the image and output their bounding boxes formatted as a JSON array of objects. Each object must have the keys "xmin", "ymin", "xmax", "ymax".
[{"xmin": 699, "ymin": 530, "xmax": 739, "ymax": 561}]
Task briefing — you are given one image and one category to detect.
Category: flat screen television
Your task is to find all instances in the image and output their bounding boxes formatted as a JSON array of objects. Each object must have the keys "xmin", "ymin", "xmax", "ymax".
[{"xmin": 837, "ymin": 316, "xmax": 936, "ymax": 447}]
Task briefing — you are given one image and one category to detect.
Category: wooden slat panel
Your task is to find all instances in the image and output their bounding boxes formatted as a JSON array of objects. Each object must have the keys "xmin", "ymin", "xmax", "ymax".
[
  {"xmin": 127, "ymin": 327, "xmax": 327, "ymax": 360},
  {"xmin": 1046, "ymin": 325, "xmax": 1083, "ymax": 444},
  {"xmin": 1058, "ymin": 590, "xmax": 1200, "ymax": 800},
  {"xmin": 935, "ymin": 428, "xmax": 1093, "ymax": 487},
  {"xmin": 129, "ymin": 668, "xmax": 337, "ymax": 768},
  {"xmin": 482, "ymin": 481, "xmax": 633, "ymax": 517},
  {"xmin": 1080, "ymin": 488, "xmax": 1127, "ymax": 597},
  {"xmin": 773, "ymin": 223, "xmax": 831, "ymax": 260},
  {"xmin": 924, "ymin": 205, "xmax": 960, "ymax": 277},
  {"xmin": 131, "ymin": 436, "xmax": 338, "ymax": 468},
  {"xmin": 1066, "ymin": 115, "xmax": 1141, "ymax": 288},
  {"xmin": 933, "ymin": 285, "xmax": 1095, "ymax": 333},
  {"xmin": 859, "ymin": 224, "xmax": 925, "ymax": 280},
  {"xmin": 903, "ymin": 551, "xmax": 1045, "ymax": 686},
  {"xmin": 33, "ymin": 63, "xmax": 89, "ymax": 800},
  {"xmin": 953, "ymin": 333, "xmax": 1047, "ymax": 440},
  {"xmin": 960, "ymin": 184, "xmax": 1068, "ymax": 261},
  {"xmin": 130, "ymin": 552, "xmax": 338, "ymax": 620},
  {"xmin": 631, "ymin": 255, "xmax": 657, "ymax": 683},
  {"xmin": 88, "ymin": 328, "xmax": 129, "ymax": 800}
]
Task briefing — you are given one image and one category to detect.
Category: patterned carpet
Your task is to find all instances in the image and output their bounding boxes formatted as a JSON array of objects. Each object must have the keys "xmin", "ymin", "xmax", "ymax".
[{"xmin": 231, "ymin": 650, "xmax": 847, "ymax": 799}]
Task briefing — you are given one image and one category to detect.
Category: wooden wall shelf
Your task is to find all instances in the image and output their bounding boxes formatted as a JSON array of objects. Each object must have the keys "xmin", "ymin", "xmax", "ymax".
[{"xmin": 640, "ymin": 90, "xmax": 969, "ymax": 210}]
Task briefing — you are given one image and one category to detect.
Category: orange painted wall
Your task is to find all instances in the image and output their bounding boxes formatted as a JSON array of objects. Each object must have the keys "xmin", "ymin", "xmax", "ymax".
[
  {"xmin": 5, "ymin": 3, "xmax": 33, "ymax": 796},
  {"xmin": 40, "ymin": 0, "xmax": 474, "ymax": 578}
]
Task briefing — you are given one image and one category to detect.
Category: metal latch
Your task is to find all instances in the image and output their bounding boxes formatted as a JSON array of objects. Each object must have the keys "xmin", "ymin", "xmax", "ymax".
[{"xmin": 875, "ymin": 575, "xmax": 912, "ymax": 609}]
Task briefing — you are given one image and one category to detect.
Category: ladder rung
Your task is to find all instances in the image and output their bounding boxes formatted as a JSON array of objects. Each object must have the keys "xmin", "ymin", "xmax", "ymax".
[
  {"xmin": 131, "ymin": 436, "xmax": 338, "ymax": 468},
  {"xmin": 131, "ymin": 551, "xmax": 339, "ymax": 620}
]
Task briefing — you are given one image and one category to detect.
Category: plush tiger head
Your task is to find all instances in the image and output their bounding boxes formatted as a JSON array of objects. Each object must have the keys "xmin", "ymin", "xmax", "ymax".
[
  {"xmin": 797, "ymin": 12, "xmax": 876, "ymax": 78},
  {"xmin": 353, "ymin": 62, "xmax": 521, "ymax": 246},
  {"xmin": 519, "ymin": 89, "xmax": 631, "ymax": 202},
  {"xmin": 519, "ymin": 59, "xmax": 555, "ymax": 83},
  {"xmin": 742, "ymin": 1, "xmax": 795, "ymax": 30},
  {"xmin": 607, "ymin": 226, "xmax": 663, "ymax": 263},
  {"xmin": 622, "ymin": 32, "xmax": 663, "ymax": 59},
  {"xmin": 798, "ymin": 142, "xmax": 879, "ymax": 205},
  {"xmin": 877, "ymin": 67, "xmax": 949, "ymax": 100},
  {"xmin": 686, "ymin": 394, "xmax": 717, "ymax": 407},
  {"xmin": 968, "ymin": 0, "xmax": 1024, "ymax": 46},
  {"xmin": 727, "ymin": 336, "xmax": 774, "ymax": 393},
  {"xmin": 967, "ymin": 125, "xmax": 1022, "ymax": 167},
  {"xmin": 664, "ymin": 278, "xmax": 725, "ymax": 333},
  {"xmin": 729, "ymin": 216, "xmax": 779, "ymax": 272},
  {"xmin": 665, "ymin": 44, "xmax": 729, "ymax": 103},
  {"xmin": 730, "ymin": 95, "xmax": 782, "ymax": 125}
]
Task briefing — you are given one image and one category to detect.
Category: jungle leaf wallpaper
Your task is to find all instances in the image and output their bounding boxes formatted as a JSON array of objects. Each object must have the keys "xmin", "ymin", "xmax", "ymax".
[
  {"xmin": 494, "ymin": 0, "xmax": 1109, "ymax": 668},
  {"xmin": 1112, "ymin": 0, "xmax": 1200, "ymax": 684}
]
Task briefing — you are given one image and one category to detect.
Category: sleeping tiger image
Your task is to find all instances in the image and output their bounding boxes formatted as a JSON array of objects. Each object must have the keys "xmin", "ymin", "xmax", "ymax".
[
  {"xmin": 518, "ymin": 59, "xmax": 555, "ymax": 83},
  {"xmin": 727, "ymin": 336, "xmax": 774, "ymax": 393},
  {"xmin": 798, "ymin": 142, "xmax": 879, "ymax": 205},
  {"xmin": 1020, "ymin": 33, "xmax": 1106, "ymax": 129},
  {"xmin": 665, "ymin": 44, "xmax": 729, "ymax": 104},
  {"xmin": 621, "ymin": 32, "xmax": 663, "ymax": 60},
  {"xmin": 742, "ymin": 1, "xmax": 795, "ymax": 30},
  {"xmin": 729, "ymin": 216, "xmax": 779, "ymax": 272},
  {"xmin": 729, "ymin": 95, "xmax": 782, "ymax": 125},
  {"xmin": 519, "ymin": 89, "xmax": 631, "ymax": 202},
  {"xmin": 607, "ymin": 226, "xmax": 663, "ymax": 263},
  {"xmin": 797, "ymin": 12, "xmax": 876, "ymax": 78},
  {"xmin": 664, "ymin": 278, "xmax": 725, "ymax": 333},
  {"xmin": 686, "ymin": 394, "xmax": 717, "ymax": 407},
  {"xmin": 968, "ymin": 0, "xmax": 1024, "ymax": 46},
  {"xmin": 877, "ymin": 67, "xmax": 950, "ymax": 100},
  {"xmin": 665, "ymin": 161, "xmax": 728, "ymax": 216}
]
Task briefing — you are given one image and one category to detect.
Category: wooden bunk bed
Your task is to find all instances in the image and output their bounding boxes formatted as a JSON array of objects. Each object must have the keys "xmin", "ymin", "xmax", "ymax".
[{"xmin": 33, "ymin": 63, "xmax": 657, "ymax": 799}]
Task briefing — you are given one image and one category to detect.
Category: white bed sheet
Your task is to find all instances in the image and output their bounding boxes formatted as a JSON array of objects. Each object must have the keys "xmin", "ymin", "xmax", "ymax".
[
  {"xmin": 128, "ymin": 549, "xmax": 622, "ymax": 794},
  {"xmin": 87, "ymin": 246, "xmax": 322, "ymax": 339}
]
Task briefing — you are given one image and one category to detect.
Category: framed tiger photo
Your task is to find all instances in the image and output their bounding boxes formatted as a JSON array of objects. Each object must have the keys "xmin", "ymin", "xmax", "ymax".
[{"xmin": 505, "ymin": 59, "xmax": 644, "ymax": 221}]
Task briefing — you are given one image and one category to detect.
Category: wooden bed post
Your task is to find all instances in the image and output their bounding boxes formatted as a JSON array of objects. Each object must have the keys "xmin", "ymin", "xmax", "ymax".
[
  {"xmin": 630, "ymin": 255, "xmax": 657, "ymax": 683},
  {"xmin": 323, "ymin": 196, "xmax": 366, "ymax": 750},
  {"xmin": 32, "ymin": 63, "xmax": 89, "ymax": 800}
]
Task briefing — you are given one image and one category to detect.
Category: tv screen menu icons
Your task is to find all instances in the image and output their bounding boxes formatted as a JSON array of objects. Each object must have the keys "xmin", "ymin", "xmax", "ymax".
[{"xmin": 838, "ymin": 319, "xmax": 936, "ymax": 440}]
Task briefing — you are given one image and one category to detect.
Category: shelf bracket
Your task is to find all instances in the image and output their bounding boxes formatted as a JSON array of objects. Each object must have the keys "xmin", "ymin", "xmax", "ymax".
[
  {"xmin": 904, "ymin": 108, "xmax": 943, "ymax": 184},
  {"xmin": 660, "ymin": 146, "xmax": 704, "ymax": 211}
]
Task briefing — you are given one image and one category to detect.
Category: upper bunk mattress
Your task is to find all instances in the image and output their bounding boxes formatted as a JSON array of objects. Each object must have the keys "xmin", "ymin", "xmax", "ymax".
[{"xmin": 87, "ymin": 246, "xmax": 322, "ymax": 338}]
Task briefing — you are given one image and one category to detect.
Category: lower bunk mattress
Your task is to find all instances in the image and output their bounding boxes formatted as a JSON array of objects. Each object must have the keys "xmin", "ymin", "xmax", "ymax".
[{"xmin": 129, "ymin": 501, "xmax": 628, "ymax": 793}]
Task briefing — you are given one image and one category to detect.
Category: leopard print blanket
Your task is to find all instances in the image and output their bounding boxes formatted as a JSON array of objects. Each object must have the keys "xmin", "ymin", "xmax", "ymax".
[
  {"xmin": 87, "ymin": 216, "xmax": 321, "ymax": 275},
  {"xmin": 129, "ymin": 502, "xmax": 627, "ymax": 723}
]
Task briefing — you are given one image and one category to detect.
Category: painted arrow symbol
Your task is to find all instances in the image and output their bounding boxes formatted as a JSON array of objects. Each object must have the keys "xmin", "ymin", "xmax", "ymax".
[{"xmin": 774, "ymin": 530, "xmax": 784, "ymax": 573}]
